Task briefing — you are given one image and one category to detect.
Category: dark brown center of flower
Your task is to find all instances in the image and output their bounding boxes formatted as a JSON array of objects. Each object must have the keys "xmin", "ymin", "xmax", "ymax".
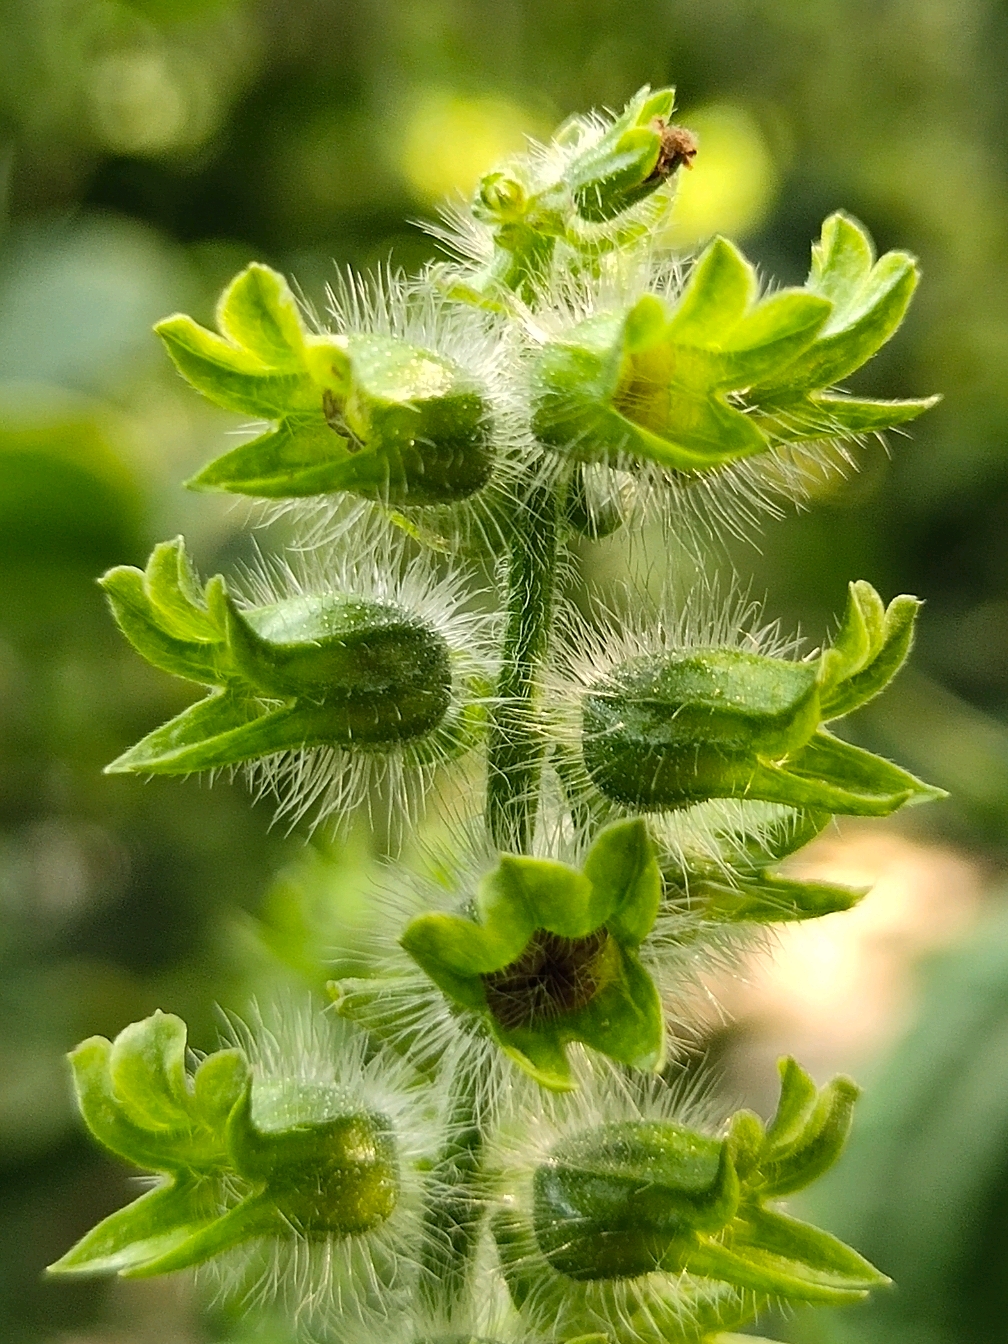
[{"xmin": 481, "ymin": 928, "xmax": 615, "ymax": 1031}]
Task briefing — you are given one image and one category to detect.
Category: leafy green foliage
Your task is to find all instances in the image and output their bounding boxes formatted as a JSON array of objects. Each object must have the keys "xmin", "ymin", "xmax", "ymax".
[{"xmin": 401, "ymin": 819, "xmax": 664, "ymax": 1089}]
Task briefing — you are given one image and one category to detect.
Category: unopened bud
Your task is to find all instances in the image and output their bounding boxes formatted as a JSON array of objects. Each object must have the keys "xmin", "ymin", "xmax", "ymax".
[{"xmin": 532, "ymin": 1121, "xmax": 738, "ymax": 1280}]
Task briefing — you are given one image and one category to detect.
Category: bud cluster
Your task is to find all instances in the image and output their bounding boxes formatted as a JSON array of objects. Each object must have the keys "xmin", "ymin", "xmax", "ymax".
[{"xmin": 54, "ymin": 85, "xmax": 944, "ymax": 1344}]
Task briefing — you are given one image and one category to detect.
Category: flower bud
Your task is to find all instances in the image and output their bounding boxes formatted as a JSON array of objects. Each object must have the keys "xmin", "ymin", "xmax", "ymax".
[
  {"xmin": 50, "ymin": 1004, "xmax": 431, "ymax": 1339},
  {"xmin": 561, "ymin": 85, "xmax": 695, "ymax": 223},
  {"xmin": 225, "ymin": 1088, "xmax": 399, "ymax": 1237},
  {"xmin": 157, "ymin": 263, "xmax": 497, "ymax": 507},
  {"xmin": 532, "ymin": 1121, "xmax": 739, "ymax": 1280},
  {"xmin": 577, "ymin": 582, "xmax": 943, "ymax": 818},
  {"xmin": 491, "ymin": 1058, "xmax": 887, "ymax": 1343},
  {"xmin": 101, "ymin": 538, "xmax": 455, "ymax": 775},
  {"xmin": 399, "ymin": 819, "xmax": 665, "ymax": 1090},
  {"xmin": 99, "ymin": 537, "xmax": 489, "ymax": 835},
  {"xmin": 531, "ymin": 215, "xmax": 938, "ymax": 491},
  {"xmin": 532, "ymin": 243, "xmax": 831, "ymax": 473}
]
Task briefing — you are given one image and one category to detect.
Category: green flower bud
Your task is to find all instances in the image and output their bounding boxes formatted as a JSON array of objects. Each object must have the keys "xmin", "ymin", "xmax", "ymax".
[
  {"xmin": 157, "ymin": 263, "xmax": 496, "ymax": 506},
  {"xmin": 225, "ymin": 1088, "xmax": 398, "ymax": 1237},
  {"xmin": 48, "ymin": 1002, "xmax": 429, "ymax": 1344},
  {"xmin": 578, "ymin": 581, "xmax": 944, "ymax": 817},
  {"xmin": 400, "ymin": 819, "xmax": 665, "ymax": 1090},
  {"xmin": 532, "ymin": 216, "xmax": 937, "ymax": 477},
  {"xmin": 561, "ymin": 85, "xmax": 696, "ymax": 223},
  {"xmin": 100, "ymin": 537, "xmax": 464, "ymax": 777},
  {"xmin": 492, "ymin": 1058, "xmax": 887, "ymax": 1343},
  {"xmin": 532, "ymin": 1122, "xmax": 739, "ymax": 1280},
  {"xmin": 47, "ymin": 1010, "xmax": 406, "ymax": 1277}
]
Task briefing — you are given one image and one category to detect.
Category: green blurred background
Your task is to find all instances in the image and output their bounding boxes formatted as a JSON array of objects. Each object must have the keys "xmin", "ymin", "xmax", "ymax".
[{"xmin": 3, "ymin": 0, "xmax": 1008, "ymax": 1340}]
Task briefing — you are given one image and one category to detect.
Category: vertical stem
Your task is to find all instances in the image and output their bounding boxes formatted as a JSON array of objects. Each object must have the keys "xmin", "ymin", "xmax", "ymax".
[
  {"xmin": 417, "ymin": 1059, "xmax": 484, "ymax": 1319},
  {"xmin": 485, "ymin": 475, "xmax": 561, "ymax": 853}
]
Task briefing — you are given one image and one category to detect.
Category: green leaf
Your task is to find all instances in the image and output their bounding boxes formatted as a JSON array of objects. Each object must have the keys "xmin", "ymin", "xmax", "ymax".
[
  {"xmin": 683, "ymin": 1227, "xmax": 877, "ymax": 1304},
  {"xmin": 763, "ymin": 1058, "xmax": 820, "ymax": 1154},
  {"xmin": 754, "ymin": 390, "xmax": 940, "ymax": 443},
  {"xmin": 122, "ymin": 1192, "xmax": 279, "ymax": 1277},
  {"xmin": 185, "ymin": 417, "xmax": 365, "ymax": 498},
  {"xmin": 68, "ymin": 1016, "xmax": 248, "ymax": 1175},
  {"xmin": 156, "ymin": 314, "xmax": 319, "ymax": 418},
  {"xmin": 100, "ymin": 564, "xmax": 220, "ymax": 684},
  {"xmin": 760, "ymin": 1074, "xmax": 861, "ymax": 1197},
  {"xmin": 820, "ymin": 587, "xmax": 922, "ymax": 720},
  {"xmin": 104, "ymin": 691, "xmax": 275, "ymax": 775},
  {"xmin": 107, "ymin": 1011, "xmax": 193, "ymax": 1131},
  {"xmin": 731, "ymin": 1205, "xmax": 887, "ymax": 1290},
  {"xmin": 583, "ymin": 817, "xmax": 662, "ymax": 944},
  {"xmin": 143, "ymin": 537, "xmax": 217, "ymax": 642},
  {"xmin": 686, "ymin": 871, "xmax": 867, "ymax": 924},
  {"xmin": 215, "ymin": 262, "xmax": 307, "ymax": 368}
]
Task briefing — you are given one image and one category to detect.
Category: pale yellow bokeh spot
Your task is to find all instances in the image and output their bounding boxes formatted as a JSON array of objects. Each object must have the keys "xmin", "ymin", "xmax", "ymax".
[
  {"xmin": 397, "ymin": 90, "xmax": 542, "ymax": 202},
  {"xmin": 663, "ymin": 104, "xmax": 779, "ymax": 249}
]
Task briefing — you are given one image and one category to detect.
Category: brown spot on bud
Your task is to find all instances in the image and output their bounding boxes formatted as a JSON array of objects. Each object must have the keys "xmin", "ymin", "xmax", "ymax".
[{"xmin": 649, "ymin": 121, "xmax": 698, "ymax": 180}]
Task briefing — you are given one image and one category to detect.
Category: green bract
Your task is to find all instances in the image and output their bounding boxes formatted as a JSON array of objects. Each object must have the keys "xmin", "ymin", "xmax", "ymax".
[
  {"xmin": 400, "ymin": 819, "xmax": 664, "ymax": 1090},
  {"xmin": 47, "ymin": 1012, "xmax": 400, "ymax": 1277},
  {"xmin": 101, "ymin": 536, "xmax": 462, "ymax": 775},
  {"xmin": 493, "ymin": 1058, "xmax": 887, "ymax": 1342},
  {"xmin": 581, "ymin": 580, "xmax": 945, "ymax": 816},
  {"xmin": 532, "ymin": 213, "xmax": 938, "ymax": 473},
  {"xmin": 158, "ymin": 263, "xmax": 494, "ymax": 504}
]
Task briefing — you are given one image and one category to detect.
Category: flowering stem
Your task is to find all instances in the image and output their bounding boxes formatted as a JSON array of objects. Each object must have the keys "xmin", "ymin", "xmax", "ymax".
[
  {"xmin": 417, "ymin": 1059, "xmax": 485, "ymax": 1317},
  {"xmin": 485, "ymin": 469, "xmax": 561, "ymax": 853}
]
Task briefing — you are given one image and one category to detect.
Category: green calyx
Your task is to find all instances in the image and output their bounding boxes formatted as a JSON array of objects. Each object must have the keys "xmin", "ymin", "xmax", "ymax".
[
  {"xmin": 400, "ymin": 819, "xmax": 665, "ymax": 1090},
  {"xmin": 532, "ymin": 213, "xmax": 938, "ymax": 473},
  {"xmin": 581, "ymin": 580, "xmax": 945, "ymax": 817},
  {"xmin": 101, "ymin": 536, "xmax": 459, "ymax": 775},
  {"xmin": 494, "ymin": 1057, "xmax": 887, "ymax": 1321},
  {"xmin": 47, "ymin": 1012, "xmax": 400, "ymax": 1278},
  {"xmin": 158, "ymin": 263, "xmax": 494, "ymax": 505}
]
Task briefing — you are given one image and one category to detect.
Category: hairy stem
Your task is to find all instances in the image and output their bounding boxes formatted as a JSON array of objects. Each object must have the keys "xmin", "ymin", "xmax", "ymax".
[
  {"xmin": 417, "ymin": 1060, "xmax": 485, "ymax": 1318},
  {"xmin": 486, "ymin": 473, "xmax": 561, "ymax": 853}
]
